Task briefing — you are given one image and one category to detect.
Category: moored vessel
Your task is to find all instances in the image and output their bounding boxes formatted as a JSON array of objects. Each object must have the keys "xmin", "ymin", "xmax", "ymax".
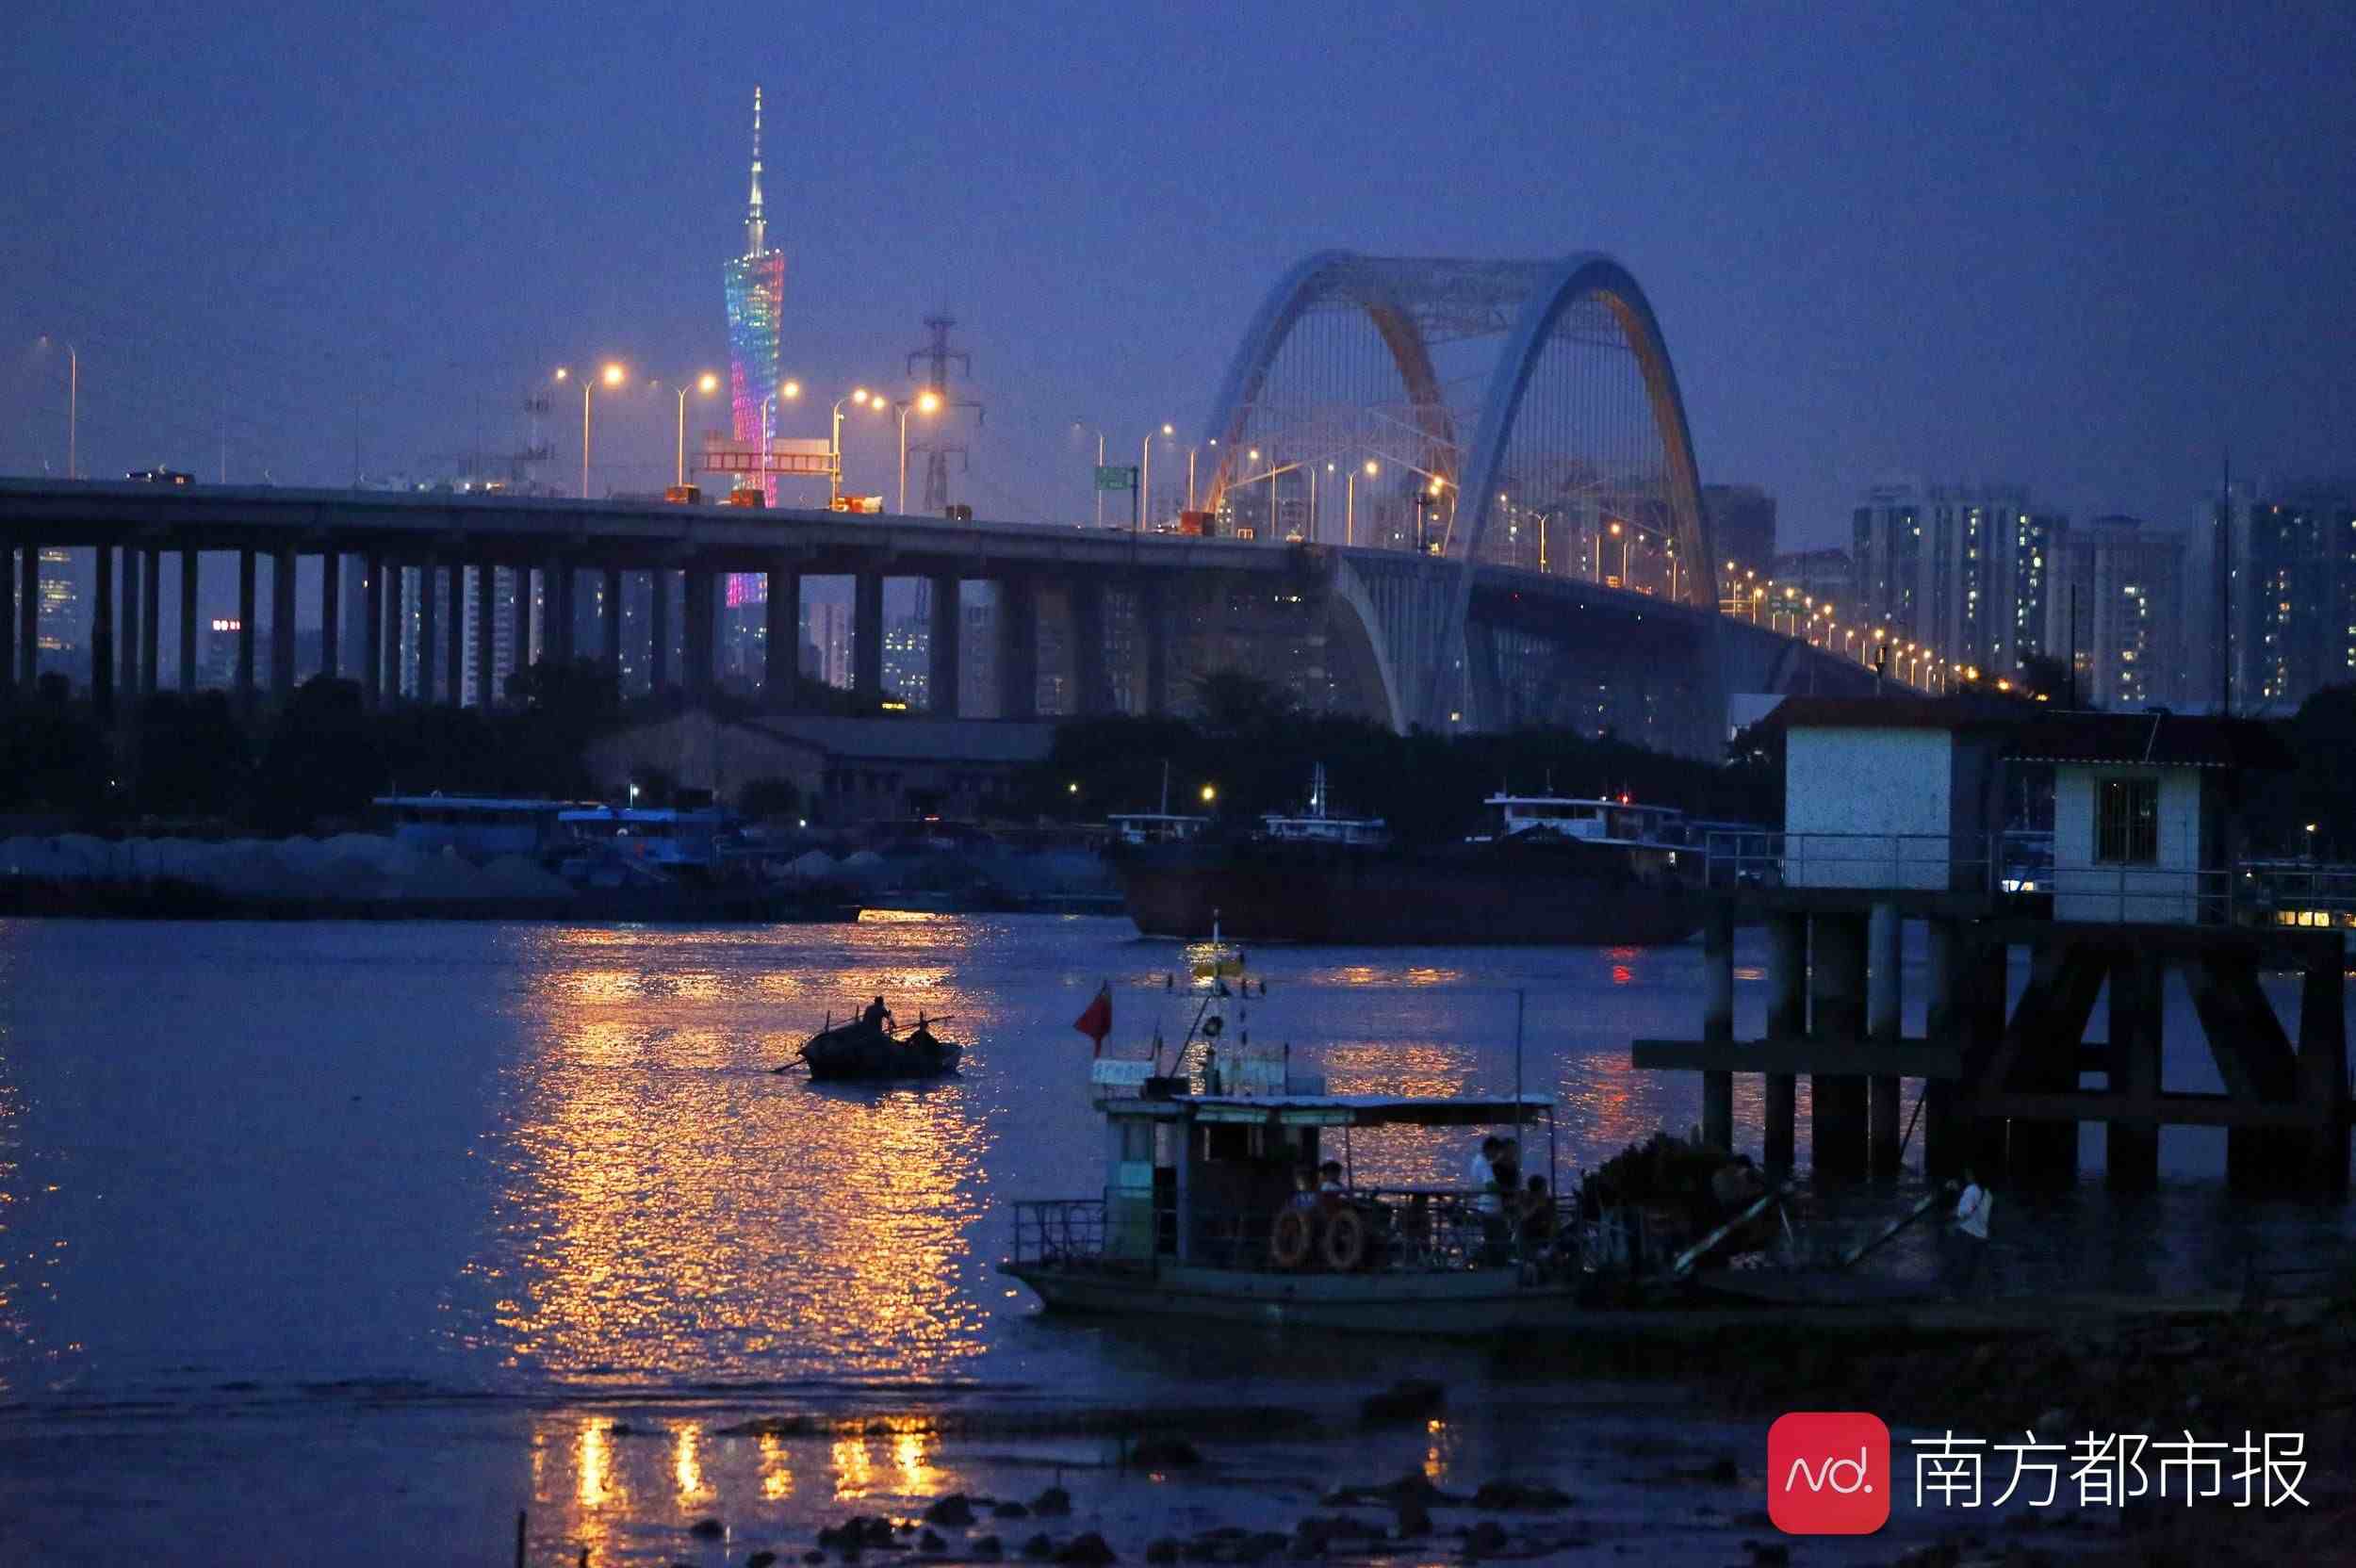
[{"xmin": 1111, "ymin": 773, "xmax": 1707, "ymax": 944}]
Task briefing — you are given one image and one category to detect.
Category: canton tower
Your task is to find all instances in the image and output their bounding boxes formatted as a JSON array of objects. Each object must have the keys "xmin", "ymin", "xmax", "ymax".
[{"xmin": 724, "ymin": 88, "xmax": 785, "ymax": 508}]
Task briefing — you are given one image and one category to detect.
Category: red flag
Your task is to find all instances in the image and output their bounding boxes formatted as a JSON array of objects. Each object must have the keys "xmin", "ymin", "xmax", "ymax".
[{"xmin": 1073, "ymin": 980, "xmax": 1113, "ymax": 1056}]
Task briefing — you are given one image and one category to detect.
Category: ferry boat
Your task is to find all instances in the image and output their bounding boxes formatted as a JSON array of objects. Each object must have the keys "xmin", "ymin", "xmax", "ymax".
[
  {"xmin": 1001, "ymin": 936, "xmax": 1579, "ymax": 1333},
  {"xmin": 1110, "ymin": 775, "xmax": 1705, "ymax": 945}
]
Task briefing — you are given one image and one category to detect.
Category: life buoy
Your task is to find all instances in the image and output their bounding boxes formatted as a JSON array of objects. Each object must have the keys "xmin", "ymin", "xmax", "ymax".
[
  {"xmin": 1268, "ymin": 1207, "xmax": 1314, "ymax": 1268},
  {"xmin": 1322, "ymin": 1207, "xmax": 1369, "ymax": 1272},
  {"xmin": 1202, "ymin": 1014, "xmax": 1224, "ymax": 1038}
]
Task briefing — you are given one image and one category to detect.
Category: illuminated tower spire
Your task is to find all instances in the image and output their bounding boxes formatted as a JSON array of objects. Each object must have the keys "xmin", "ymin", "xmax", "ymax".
[{"xmin": 745, "ymin": 87, "xmax": 767, "ymax": 256}]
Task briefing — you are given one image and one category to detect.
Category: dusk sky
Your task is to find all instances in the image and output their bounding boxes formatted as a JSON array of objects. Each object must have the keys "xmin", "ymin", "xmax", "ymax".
[{"xmin": 4, "ymin": 0, "xmax": 2350, "ymax": 551}]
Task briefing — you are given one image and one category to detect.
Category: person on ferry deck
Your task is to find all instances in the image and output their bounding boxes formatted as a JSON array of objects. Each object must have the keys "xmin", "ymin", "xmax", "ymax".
[
  {"xmin": 1467, "ymin": 1135, "xmax": 1507, "ymax": 1214},
  {"xmin": 861, "ymin": 996, "xmax": 894, "ymax": 1031},
  {"xmin": 1318, "ymin": 1160, "xmax": 1347, "ymax": 1195}
]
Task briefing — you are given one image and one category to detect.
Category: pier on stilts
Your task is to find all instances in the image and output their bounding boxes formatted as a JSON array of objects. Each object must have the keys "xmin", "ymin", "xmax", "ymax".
[{"xmin": 1637, "ymin": 696, "xmax": 2348, "ymax": 1196}]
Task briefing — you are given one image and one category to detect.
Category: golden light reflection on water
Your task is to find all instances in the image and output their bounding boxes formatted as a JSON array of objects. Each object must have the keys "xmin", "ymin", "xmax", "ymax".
[
  {"xmin": 466, "ymin": 924, "xmax": 995, "ymax": 1382},
  {"xmin": 1424, "ymin": 1417, "xmax": 1460, "ymax": 1483},
  {"xmin": 578, "ymin": 1417, "xmax": 624, "ymax": 1510},
  {"xmin": 833, "ymin": 1434, "xmax": 875, "ymax": 1498},
  {"xmin": 674, "ymin": 1421, "xmax": 711, "ymax": 1503},
  {"xmin": 760, "ymin": 1432, "xmax": 794, "ymax": 1499}
]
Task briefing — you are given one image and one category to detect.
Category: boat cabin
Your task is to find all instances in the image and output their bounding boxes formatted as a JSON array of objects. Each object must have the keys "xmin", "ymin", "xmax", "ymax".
[
  {"xmin": 1107, "ymin": 812, "xmax": 1212, "ymax": 846},
  {"xmin": 558, "ymin": 804, "xmax": 740, "ymax": 869},
  {"xmin": 372, "ymin": 795, "xmax": 593, "ymax": 861},
  {"xmin": 1469, "ymin": 793, "xmax": 1690, "ymax": 848},
  {"xmin": 1031, "ymin": 1056, "xmax": 1558, "ymax": 1277}
]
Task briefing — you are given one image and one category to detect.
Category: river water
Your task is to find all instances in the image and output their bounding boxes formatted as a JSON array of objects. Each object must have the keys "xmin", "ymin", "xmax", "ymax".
[{"xmin": 1, "ymin": 914, "xmax": 2348, "ymax": 1562}]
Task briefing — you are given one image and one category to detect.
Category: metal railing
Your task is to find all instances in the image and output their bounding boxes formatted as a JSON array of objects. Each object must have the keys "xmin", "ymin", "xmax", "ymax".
[
  {"xmin": 1703, "ymin": 829, "xmax": 2034, "ymax": 896},
  {"xmin": 1009, "ymin": 1200, "xmax": 1110, "ymax": 1268},
  {"xmin": 1010, "ymin": 1189, "xmax": 1569, "ymax": 1274}
]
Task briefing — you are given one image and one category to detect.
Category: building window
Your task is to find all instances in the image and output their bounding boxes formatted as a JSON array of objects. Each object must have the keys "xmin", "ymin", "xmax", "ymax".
[{"xmin": 2094, "ymin": 777, "xmax": 2159, "ymax": 866}]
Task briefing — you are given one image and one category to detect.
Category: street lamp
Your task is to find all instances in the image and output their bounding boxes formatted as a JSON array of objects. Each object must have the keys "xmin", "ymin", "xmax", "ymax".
[
  {"xmin": 1201, "ymin": 783, "xmax": 1217, "ymax": 805},
  {"xmin": 1138, "ymin": 424, "xmax": 1172, "ymax": 534},
  {"xmin": 1347, "ymin": 459, "xmax": 1378, "ymax": 547},
  {"xmin": 832, "ymin": 388, "xmax": 877, "ymax": 508},
  {"xmin": 556, "ymin": 362, "xmax": 626, "ymax": 499},
  {"xmin": 898, "ymin": 388, "xmax": 942, "ymax": 514},
  {"xmin": 669, "ymin": 371, "xmax": 720, "ymax": 487}
]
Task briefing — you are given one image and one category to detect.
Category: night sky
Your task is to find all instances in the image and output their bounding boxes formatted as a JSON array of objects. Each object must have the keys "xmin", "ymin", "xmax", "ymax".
[{"xmin": 4, "ymin": 0, "xmax": 2350, "ymax": 553}]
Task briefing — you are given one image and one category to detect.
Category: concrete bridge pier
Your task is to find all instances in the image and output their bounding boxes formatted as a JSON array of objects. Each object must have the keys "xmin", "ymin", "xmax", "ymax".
[
  {"xmin": 547, "ymin": 563, "xmax": 576, "ymax": 667},
  {"xmin": 319, "ymin": 550, "xmax": 340, "ymax": 682},
  {"xmin": 179, "ymin": 550, "xmax": 200, "ymax": 695},
  {"xmin": 140, "ymin": 547, "xmax": 160, "ymax": 696},
  {"xmin": 1140, "ymin": 579, "xmax": 1170, "ymax": 715},
  {"xmin": 119, "ymin": 547, "xmax": 140, "ymax": 701},
  {"xmin": 0, "ymin": 545, "xmax": 13, "ymax": 694},
  {"xmin": 440, "ymin": 565, "xmax": 463, "ymax": 706},
  {"xmin": 91, "ymin": 545, "xmax": 114, "ymax": 722},
  {"xmin": 1762, "ymin": 912, "xmax": 1806, "ymax": 1173},
  {"xmin": 1810, "ymin": 910, "xmax": 1871, "ymax": 1183},
  {"xmin": 998, "ymin": 576, "xmax": 1039, "ymax": 719},
  {"xmin": 601, "ymin": 567, "xmax": 623, "ymax": 680},
  {"xmin": 271, "ymin": 547, "xmax": 298, "ymax": 698},
  {"xmin": 384, "ymin": 561, "xmax": 405, "ymax": 703},
  {"xmin": 766, "ymin": 560, "xmax": 800, "ymax": 707},
  {"xmin": 852, "ymin": 571, "xmax": 883, "ymax": 699},
  {"xmin": 1921, "ymin": 918, "xmax": 1965, "ymax": 1179},
  {"xmin": 928, "ymin": 574, "xmax": 960, "ymax": 717},
  {"xmin": 510, "ymin": 567, "xmax": 533, "ymax": 685},
  {"xmin": 235, "ymin": 548, "xmax": 256, "ymax": 711}
]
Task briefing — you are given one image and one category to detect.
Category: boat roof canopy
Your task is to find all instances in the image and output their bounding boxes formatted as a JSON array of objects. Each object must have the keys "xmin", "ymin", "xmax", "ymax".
[{"xmin": 1102, "ymin": 1093, "xmax": 1554, "ymax": 1128}]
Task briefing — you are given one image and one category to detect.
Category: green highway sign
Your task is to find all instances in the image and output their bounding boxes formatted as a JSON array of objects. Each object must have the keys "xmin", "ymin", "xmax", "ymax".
[{"xmin": 1094, "ymin": 465, "xmax": 1138, "ymax": 492}]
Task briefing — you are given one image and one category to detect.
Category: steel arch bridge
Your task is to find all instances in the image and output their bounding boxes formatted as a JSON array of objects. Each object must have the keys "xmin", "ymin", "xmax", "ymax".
[{"xmin": 1201, "ymin": 252, "xmax": 1715, "ymax": 731}]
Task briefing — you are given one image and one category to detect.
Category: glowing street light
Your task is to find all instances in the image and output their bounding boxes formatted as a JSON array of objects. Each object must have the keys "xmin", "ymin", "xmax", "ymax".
[
  {"xmin": 1347, "ymin": 459, "xmax": 1379, "ymax": 547},
  {"xmin": 667, "ymin": 371, "xmax": 720, "ymax": 487},
  {"xmin": 897, "ymin": 389, "xmax": 942, "ymax": 514},
  {"xmin": 1200, "ymin": 783, "xmax": 1217, "ymax": 804},
  {"xmin": 832, "ymin": 387, "xmax": 878, "ymax": 508},
  {"xmin": 556, "ymin": 362, "xmax": 628, "ymax": 499},
  {"xmin": 37, "ymin": 335, "xmax": 77, "ymax": 480}
]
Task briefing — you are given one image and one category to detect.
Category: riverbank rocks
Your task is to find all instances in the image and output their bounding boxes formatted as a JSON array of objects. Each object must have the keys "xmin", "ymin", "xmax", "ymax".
[
  {"xmin": 919, "ymin": 1532, "xmax": 946, "ymax": 1553},
  {"xmin": 1467, "ymin": 1481, "xmax": 1572, "ymax": 1511},
  {"xmin": 1144, "ymin": 1541, "xmax": 1180, "ymax": 1564},
  {"xmin": 1032, "ymin": 1486, "xmax": 1072, "ymax": 1516},
  {"xmin": 1320, "ymin": 1472, "xmax": 1464, "ymax": 1509},
  {"xmin": 692, "ymin": 1519, "xmax": 726, "ymax": 1539},
  {"xmin": 817, "ymin": 1517, "xmax": 901, "ymax": 1553},
  {"xmin": 973, "ymin": 1537, "xmax": 1003, "ymax": 1560},
  {"xmin": 1358, "ymin": 1379, "xmax": 1445, "ymax": 1424},
  {"xmin": 750, "ymin": 1554, "xmax": 778, "ymax": 1568},
  {"xmin": 993, "ymin": 1502, "xmax": 1032, "ymax": 1520},
  {"xmin": 1054, "ymin": 1533, "xmax": 1116, "ymax": 1565},
  {"xmin": 1020, "ymin": 1534, "xmax": 1055, "ymax": 1560},
  {"xmin": 1461, "ymin": 1520, "xmax": 1510, "ymax": 1558},
  {"xmin": 924, "ymin": 1496, "xmax": 976, "ymax": 1526}
]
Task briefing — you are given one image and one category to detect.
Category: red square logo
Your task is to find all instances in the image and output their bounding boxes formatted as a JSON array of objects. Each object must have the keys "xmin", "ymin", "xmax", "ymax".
[{"xmin": 1767, "ymin": 1412, "xmax": 1890, "ymax": 1535}]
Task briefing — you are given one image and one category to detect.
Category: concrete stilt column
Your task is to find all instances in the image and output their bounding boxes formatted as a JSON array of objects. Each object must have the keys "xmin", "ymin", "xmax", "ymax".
[
  {"xmin": 1701, "ymin": 900, "xmax": 1736, "ymax": 1153},
  {"xmin": 320, "ymin": 550, "xmax": 340, "ymax": 681},
  {"xmin": 1922, "ymin": 919, "xmax": 1963, "ymax": 1180},
  {"xmin": 417, "ymin": 563, "xmax": 439, "ymax": 704},
  {"xmin": 92, "ymin": 547, "xmax": 116, "ymax": 720},
  {"xmin": 474, "ymin": 564, "xmax": 496, "ymax": 707},
  {"xmin": 179, "ymin": 549, "xmax": 199, "ymax": 694},
  {"xmin": 362, "ymin": 557, "xmax": 384, "ymax": 708},
  {"xmin": 766, "ymin": 561, "xmax": 800, "ymax": 708},
  {"xmin": 383, "ymin": 562, "xmax": 405, "ymax": 702},
  {"xmin": 235, "ymin": 548, "xmax": 256, "ymax": 711},
  {"xmin": 511, "ymin": 566, "xmax": 533, "ymax": 679},
  {"xmin": 120, "ymin": 547, "xmax": 140, "ymax": 701},
  {"xmin": 18, "ymin": 546, "xmax": 39, "ymax": 692},
  {"xmin": 1071, "ymin": 578, "xmax": 1110, "ymax": 715},
  {"xmin": 141, "ymin": 547, "xmax": 160, "ymax": 696},
  {"xmin": 271, "ymin": 548, "xmax": 297, "ymax": 695},
  {"xmin": 2106, "ymin": 948, "xmax": 2162, "ymax": 1192},
  {"xmin": 1762, "ymin": 912, "xmax": 1807, "ymax": 1174},
  {"xmin": 1810, "ymin": 911, "xmax": 1870, "ymax": 1183},
  {"xmin": 928, "ymin": 575, "xmax": 960, "ymax": 716},
  {"xmin": 649, "ymin": 569, "xmax": 671, "ymax": 693},
  {"xmin": 1867, "ymin": 900, "xmax": 1905, "ymax": 1177},
  {"xmin": 1969, "ymin": 935, "xmax": 2015, "ymax": 1178},
  {"xmin": 852, "ymin": 571, "xmax": 884, "ymax": 698},
  {"xmin": 2298, "ymin": 952, "xmax": 2350, "ymax": 1194},
  {"xmin": 997, "ymin": 576, "xmax": 1039, "ymax": 720}
]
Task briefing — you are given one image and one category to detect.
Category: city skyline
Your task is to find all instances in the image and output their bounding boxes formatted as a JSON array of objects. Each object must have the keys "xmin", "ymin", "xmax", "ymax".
[{"xmin": 3, "ymin": 4, "xmax": 2351, "ymax": 552}]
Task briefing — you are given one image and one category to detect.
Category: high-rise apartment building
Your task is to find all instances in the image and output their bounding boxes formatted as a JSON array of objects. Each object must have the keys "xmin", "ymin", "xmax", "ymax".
[
  {"xmin": 2226, "ymin": 490, "xmax": 2356, "ymax": 713},
  {"xmin": 2050, "ymin": 515, "xmax": 2184, "ymax": 710},
  {"xmin": 1852, "ymin": 482, "xmax": 2056, "ymax": 676},
  {"xmin": 34, "ymin": 547, "xmax": 77, "ymax": 677}
]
